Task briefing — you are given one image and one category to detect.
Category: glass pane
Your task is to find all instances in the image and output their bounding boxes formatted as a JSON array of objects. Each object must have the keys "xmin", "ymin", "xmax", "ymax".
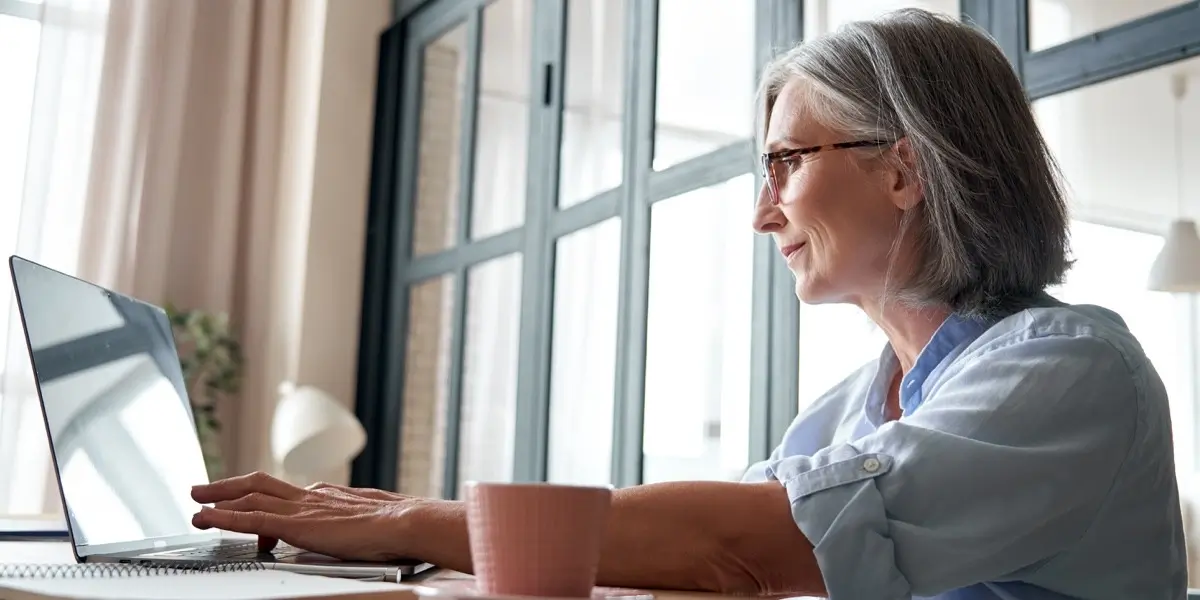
[
  {"xmin": 653, "ymin": 0, "xmax": 755, "ymax": 171},
  {"xmin": 456, "ymin": 253, "xmax": 523, "ymax": 490},
  {"xmin": 1029, "ymin": 0, "xmax": 1190, "ymax": 52},
  {"xmin": 559, "ymin": 0, "xmax": 626, "ymax": 207},
  {"xmin": 1034, "ymin": 56, "xmax": 1197, "ymax": 226},
  {"xmin": 547, "ymin": 218, "xmax": 622, "ymax": 484},
  {"xmin": 396, "ymin": 276, "xmax": 455, "ymax": 497},
  {"xmin": 412, "ymin": 24, "xmax": 467, "ymax": 257},
  {"xmin": 471, "ymin": 0, "xmax": 531, "ymax": 239},
  {"xmin": 803, "ymin": 0, "xmax": 959, "ymax": 44},
  {"xmin": 797, "ymin": 304, "xmax": 888, "ymax": 412},
  {"xmin": 1046, "ymin": 222, "xmax": 1190, "ymax": 474},
  {"xmin": 643, "ymin": 175, "xmax": 755, "ymax": 483}
]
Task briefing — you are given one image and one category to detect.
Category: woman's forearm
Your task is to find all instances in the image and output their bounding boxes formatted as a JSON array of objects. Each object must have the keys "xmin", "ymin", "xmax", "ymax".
[
  {"xmin": 402, "ymin": 481, "xmax": 823, "ymax": 596},
  {"xmin": 596, "ymin": 481, "xmax": 822, "ymax": 594}
]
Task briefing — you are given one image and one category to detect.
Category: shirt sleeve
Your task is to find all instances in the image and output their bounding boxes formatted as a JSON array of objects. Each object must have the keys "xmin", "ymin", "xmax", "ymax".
[
  {"xmin": 742, "ymin": 442, "xmax": 784, "ymax": 483},
  {"xmin": 764, "ymin": 333, "xmax": 1140, "ymax": 599}
]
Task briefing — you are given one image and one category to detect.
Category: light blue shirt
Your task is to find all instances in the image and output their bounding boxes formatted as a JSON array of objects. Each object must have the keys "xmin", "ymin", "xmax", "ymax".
[{"xmin": 742, "ymin": 299, "xmax": 1188, "ymax": 599}]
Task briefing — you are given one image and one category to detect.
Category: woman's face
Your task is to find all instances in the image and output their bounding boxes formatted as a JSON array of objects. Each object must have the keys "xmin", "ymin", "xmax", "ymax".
[{"xmin": 752, "ymin": 79, "xmax": 920, "ymax": 308}]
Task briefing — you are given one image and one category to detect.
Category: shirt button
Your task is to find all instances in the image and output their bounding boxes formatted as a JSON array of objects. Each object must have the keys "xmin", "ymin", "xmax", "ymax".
[{"xmin": 863, "ymin": 458, "xmax": 881, "ymax": 473}]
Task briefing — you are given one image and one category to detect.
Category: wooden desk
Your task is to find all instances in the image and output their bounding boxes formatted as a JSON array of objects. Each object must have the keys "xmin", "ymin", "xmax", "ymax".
[{"xmin": 0, "ymin": 542, "xmax": 765, "ymax": 600}]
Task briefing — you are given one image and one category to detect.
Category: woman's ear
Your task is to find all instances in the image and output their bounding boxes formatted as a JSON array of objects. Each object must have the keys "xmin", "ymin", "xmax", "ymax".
[{"xmin": 888, "ymin": 137, "xmax": 923, "ymax": 211}]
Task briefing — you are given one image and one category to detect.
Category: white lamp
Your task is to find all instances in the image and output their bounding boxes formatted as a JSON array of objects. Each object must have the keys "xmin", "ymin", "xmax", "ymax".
[
  {"xmin": 271, "ymin": 382, "xmax": 366, "ymax": 482},
  {"xmin": 1149, "ymin": 220, "xmax": 1200, "ymax": 292},
  {"xmin": 1148, "ymin": 75, "xmax": 1200, "ymax": 292}
]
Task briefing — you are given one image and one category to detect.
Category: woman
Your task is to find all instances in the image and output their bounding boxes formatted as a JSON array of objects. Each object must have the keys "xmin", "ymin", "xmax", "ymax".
[{"xmin": 190, "ymin": 8, "xmax": 1187, "ymax": 599}]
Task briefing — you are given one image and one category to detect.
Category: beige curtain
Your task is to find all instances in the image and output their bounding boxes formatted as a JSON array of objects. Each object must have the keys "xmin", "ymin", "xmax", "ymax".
[{"xmin": 74, "ymin": 0, "xmax": 327, "ymax": 479}]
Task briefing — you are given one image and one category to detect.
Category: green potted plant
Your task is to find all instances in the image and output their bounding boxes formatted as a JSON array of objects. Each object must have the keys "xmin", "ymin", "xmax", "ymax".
[{"xmin": 164, "ymin": 303, "xmax": 244, "ymax": 480}]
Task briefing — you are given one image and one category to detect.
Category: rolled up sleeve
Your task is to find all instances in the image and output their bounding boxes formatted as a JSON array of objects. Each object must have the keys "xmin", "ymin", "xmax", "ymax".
[{"xmin": 765, "ymin": 333, "xmax": 1139, "ymax": 598}]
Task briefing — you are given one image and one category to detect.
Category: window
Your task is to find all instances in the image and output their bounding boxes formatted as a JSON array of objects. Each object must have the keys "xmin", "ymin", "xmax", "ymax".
[
  {"xmin": 642, "ymin": 175, "xmax": 755, "ymax": 483},
  {"xmin": 364, "ymin": 0, "xmax": 1200, "ymax": 496},
  {"xmin": 797, "ymin": 303, "xmax": 888, "ymax": 411},
  {"xmin": 456, "ymin": 253, "xmax": 524, "ymax": 488},
  {"xmin": 653, "ymin": 0, "xmax": 755, "ymax": 171},
  {"xmin": 1031, "ymin": 55, "xmax": 1199, "ymax": 232},
  {"xmin": 1028, "ymin": 0, "xmax": 1192, "ymax": 51},
  {"xmin": 471, "ymin": 0, "xmax": 531, "ymax": 239},
  {"xmin": 558, "ymin": 0, "xmax": 625, "ymax": 208},
  {"xmin": 547, "ymin": 219, "xmax": 621, "ymax": 486}
]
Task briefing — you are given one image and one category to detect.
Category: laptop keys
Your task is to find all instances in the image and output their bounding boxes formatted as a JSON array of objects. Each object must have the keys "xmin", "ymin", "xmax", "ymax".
[{"xmin": 149, "ymin": 541, "xmax": 304, "ymax": 560}]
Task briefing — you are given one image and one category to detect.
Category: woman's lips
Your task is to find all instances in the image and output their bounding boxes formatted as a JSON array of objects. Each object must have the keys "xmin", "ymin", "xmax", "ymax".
[{"xmin": 780, "ymin": 242, "xmax": 806, "ymax": 260}]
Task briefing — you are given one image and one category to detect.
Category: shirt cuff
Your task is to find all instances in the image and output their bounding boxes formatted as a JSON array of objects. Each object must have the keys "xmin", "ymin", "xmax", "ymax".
[{"xmin": 766, "ymin": 446, "xmax": 911, "ymax": 599}]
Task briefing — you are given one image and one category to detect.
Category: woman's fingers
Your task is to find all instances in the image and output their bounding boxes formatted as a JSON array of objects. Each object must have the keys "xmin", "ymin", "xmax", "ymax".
[
  {"xmin": 214, "ymin": 492, "xmax": 296, "ymax": 515},
  {"xmin": 192, "ymin": 507, "xmax": 286, "ymax": 540},
  {"xmin": 257, "ymin": 536, "xmax": 280, "ymax": 553},
  {"xmin": 192, "ymin": 471, "xmax": 304, "ymax": 503},
  {"xmin": 193, "ymin": 485, "xmax": 415, "ymax": 563}
]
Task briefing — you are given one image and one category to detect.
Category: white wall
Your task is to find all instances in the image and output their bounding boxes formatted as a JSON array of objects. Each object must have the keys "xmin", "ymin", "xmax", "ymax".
[{"xmin": 1036, "ymin": 58, "xmax": 1200, "ymax": 234}]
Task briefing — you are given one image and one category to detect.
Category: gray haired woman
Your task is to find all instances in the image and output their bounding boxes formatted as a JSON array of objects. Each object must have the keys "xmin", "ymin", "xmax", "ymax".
[{"xmin": 190, "ymin": 9, "xmax": 1187, "ymax": 599}]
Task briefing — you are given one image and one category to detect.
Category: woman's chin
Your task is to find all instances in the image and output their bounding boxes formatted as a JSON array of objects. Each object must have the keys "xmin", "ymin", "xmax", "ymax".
[
  {"xmin": 793, "ymin": 277, "xmax": 824, "ymax": 305},
  {"xmin": 793, "ymin": 273, "xmax": 844, "ymax": 306}
]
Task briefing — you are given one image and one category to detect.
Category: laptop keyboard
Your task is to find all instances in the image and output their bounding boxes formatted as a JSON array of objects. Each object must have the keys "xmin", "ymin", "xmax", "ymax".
[{"xmin": 151, "ymin": 541, "xmax": 305, "ymax": 560}]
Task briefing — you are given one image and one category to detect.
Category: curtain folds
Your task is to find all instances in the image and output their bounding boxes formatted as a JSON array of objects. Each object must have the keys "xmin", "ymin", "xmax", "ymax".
[{"xmin": 0, "ymin": 0, "xmax": 334, "ymax": 516}]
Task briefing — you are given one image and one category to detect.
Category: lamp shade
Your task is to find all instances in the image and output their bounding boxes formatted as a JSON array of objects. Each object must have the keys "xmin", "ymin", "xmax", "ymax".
[
  {"xmin": 271, "ymin": 383, "xmax": 366, "ymax": 477},
  {"xmin": 1149, "ymin": 219, "xmax": 1200, "ymax": 292}
]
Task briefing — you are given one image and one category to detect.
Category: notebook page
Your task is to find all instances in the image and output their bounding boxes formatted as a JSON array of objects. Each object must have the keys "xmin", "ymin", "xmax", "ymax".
[{"xmin": 0, "ymin": 569, "xmax": 409, "ymax": 600}]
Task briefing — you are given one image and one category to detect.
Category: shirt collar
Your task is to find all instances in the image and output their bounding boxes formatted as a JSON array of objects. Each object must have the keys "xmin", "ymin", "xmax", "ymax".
[
  {"xmin": 898, "ymin": 313, "xmax": 993, "ymax": 414},
  {"xmin": 864, "ymin": 313, "xmax": 994, "ymax": 424}
]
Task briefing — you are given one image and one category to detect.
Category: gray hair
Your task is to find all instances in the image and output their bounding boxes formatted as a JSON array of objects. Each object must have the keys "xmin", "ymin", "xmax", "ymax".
[{"xmin": 757, "ymin": 8, "xmax": 1071, "ymax": 321}]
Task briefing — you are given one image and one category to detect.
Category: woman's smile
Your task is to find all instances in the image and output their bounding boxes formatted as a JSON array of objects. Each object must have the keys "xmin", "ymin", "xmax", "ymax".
[{"xmin": 779, "ymin": 241, "xmax": 806, "ymax": 262}]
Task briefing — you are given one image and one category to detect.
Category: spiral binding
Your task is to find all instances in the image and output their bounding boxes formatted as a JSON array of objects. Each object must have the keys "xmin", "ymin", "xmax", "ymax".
[{"xmin": 0, "ymin": 561, "xmax": 266, "ymax": 579}]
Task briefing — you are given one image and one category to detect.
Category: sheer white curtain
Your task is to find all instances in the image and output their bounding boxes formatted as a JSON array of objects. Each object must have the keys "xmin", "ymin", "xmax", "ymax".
[
  {"xmin": 0, "ymin": 0, "xmax": 325, "ymax": 516},
  {"xmin": 0, "ymin": 0, "xmax": 110, "ymax": 516}
]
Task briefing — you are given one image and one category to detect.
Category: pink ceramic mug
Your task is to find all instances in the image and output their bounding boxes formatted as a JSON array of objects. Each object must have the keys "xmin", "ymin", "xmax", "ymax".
[{"xmin": 464, "ymin": 481, "xmax": 614, "ymax": 598}]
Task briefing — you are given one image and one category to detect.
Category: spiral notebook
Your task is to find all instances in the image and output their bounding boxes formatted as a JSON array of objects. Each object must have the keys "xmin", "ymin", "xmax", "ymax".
[{"xmin": 0, "ymin": 562, "xmax": 409, "ymax": 600}]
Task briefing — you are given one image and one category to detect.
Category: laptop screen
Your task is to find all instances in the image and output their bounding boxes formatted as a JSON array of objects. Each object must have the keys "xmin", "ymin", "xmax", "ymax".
[{"xmin": 10, "ymin": 257, "xmax": 211, "ymax": 549}]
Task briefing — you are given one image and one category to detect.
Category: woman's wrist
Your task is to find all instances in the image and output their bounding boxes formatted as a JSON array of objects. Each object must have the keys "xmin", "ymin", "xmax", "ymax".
[{"xmin": 396, "ymin": 497, "xmax": 473, "ymax": 572}]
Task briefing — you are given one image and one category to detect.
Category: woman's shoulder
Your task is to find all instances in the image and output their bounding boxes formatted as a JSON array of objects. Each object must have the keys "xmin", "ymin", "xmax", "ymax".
[
  {"xmin": 974, "ymin": 301, "xmax": 1150, "ymax": 366},
  {"xmin": 961, "ymin": 301, "xmax": 1164, "ymax": 406}
]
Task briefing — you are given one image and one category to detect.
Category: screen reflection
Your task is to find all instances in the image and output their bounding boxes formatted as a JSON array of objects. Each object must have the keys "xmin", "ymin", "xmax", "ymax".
[{"xmin": 11, "ymin": 257, "xmax": 211, "ymax": 548}]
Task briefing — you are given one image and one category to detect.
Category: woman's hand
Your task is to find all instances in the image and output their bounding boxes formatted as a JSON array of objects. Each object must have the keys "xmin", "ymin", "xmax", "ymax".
[
  {"xmin": 190, "ymin": 471, "xmax": 419, "ymax": 562},
  {"xmin": 304, "ymin": 481, "xmax": 412, "ymax": 503}
]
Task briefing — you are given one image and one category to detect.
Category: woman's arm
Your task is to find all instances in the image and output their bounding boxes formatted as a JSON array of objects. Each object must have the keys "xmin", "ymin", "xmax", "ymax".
[
  {"xmin": 191, "ymin": 474, "xmax": 824, "ymax": 595},
  {"xmin": 402, "ymin": 481, "xmax": 825, "ymax": 596}
]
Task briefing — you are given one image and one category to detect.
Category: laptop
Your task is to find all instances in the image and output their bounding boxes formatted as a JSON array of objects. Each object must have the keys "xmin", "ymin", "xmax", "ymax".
[{"xmin": 7, "ymin": 255, "xmax": 434, "ymax": 582}]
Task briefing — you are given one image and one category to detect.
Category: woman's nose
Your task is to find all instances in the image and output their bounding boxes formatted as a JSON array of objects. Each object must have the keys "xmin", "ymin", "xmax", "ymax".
[{"xmin": 751, "ymin": 185, "xmax": 784, "ymax": 234}]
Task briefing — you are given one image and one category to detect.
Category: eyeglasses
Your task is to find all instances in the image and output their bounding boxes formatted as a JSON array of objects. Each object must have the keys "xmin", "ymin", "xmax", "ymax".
[{"xmin": 759, "ymin": 139, "xmax": 892, "ymax": 205}]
